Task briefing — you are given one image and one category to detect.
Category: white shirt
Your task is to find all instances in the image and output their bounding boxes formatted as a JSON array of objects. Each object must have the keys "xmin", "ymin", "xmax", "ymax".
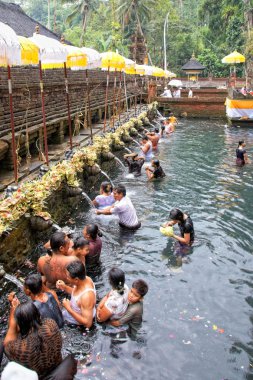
[
  {"xmin": 111, "ymin": 196, "xmax": 139, "ymax": 227},
  {"xmin": 162, "ymin": 89, "xmax": 172, "ymax": 98},
  {"xmin": 105, "ymin": 284, "xmax": 129, "ymax": 320}
]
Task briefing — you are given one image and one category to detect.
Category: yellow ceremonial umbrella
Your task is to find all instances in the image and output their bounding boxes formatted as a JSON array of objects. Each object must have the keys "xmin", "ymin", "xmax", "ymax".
[
  {"xmin": 100, "ymin": 52, "xmax": 126, "ymax": 131},
  {"xmin": 135, "ymin": 64, "xmax": 146, "ymax": 76},
  {"xmin": 165, "ymin": 70, "xmax": 176, "ymax": 79},
  {"xmin": 65, "ymin": 45, "xmax": 87, "ymax": 68},
  {"xmin": 0, "ymin": 22, "xmax": 21, "ymax": 183},
  {"xmin": 42, "ymin": 45, "xmax": 88, "ymax": 69},
  {"xmin": 152, "ymin": 67, "xmax": 165, "ymax": 77},
  {"xmin": 222, "ymin": 51, "xmax": 245, "ymax": 87},
  {"xmin": 100, "ymin": 51, "xmax": 125, "ymax": 70},
  {"xmin": 18, "ymin": 36, "xmax": 39, "ymax": 65},
  {"xmin": 222, "ymin": 51, "xmax": 245, "ymax": 64},
  {"xmin": 80, "ymin": 47, "xmax": 101, "ymax": 69}
]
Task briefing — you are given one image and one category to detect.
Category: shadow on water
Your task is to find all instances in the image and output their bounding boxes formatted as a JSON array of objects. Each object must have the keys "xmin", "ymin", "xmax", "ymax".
[{"xmin": 1, "ymin": 120, "xmax": 253, "ymax": 379}]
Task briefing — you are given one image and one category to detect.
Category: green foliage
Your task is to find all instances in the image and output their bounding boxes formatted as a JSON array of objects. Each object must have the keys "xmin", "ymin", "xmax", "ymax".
[
  {"xmin": 3, "ymin": 0, "xmax": 252, "ymax": 78},
  {"xmin": 197, "ymin": 49, "xmax": 230, "ymax": 77}
]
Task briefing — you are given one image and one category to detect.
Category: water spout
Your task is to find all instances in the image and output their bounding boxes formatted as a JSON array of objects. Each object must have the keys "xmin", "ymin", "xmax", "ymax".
[
  {"xmin": 4, "ymin": 273, "xmax": 24, "ymax": 290},
  {"xmin": 100, "ymin": 170, "xmax": 114, "ymax": 187},
  {"xmin": 81, "ymin": 192, "xmax": 95, "ymax": 208},
  {"xmin": 124, "ymin": 147, "xmax": 133, "ymax": 154},
  {"xmin": 114, "ymin": 156, "xmax": 126, "ymax": 170},
  {"xmin": 157, "ymin": 110, "xmax": 164, "ymax": 118},
  {"xmin": 52, "ymin": 223, "xmax": 61, "ymax": 231},
  {"xmin": 132, "ymin": 139, "xmax": 141, "ymax": 147}
]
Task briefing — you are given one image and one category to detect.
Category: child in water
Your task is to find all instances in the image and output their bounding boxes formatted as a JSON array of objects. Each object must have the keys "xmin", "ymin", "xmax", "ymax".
[
  {"xmin": 69, "ymin": 236, "xmax": 90, "ymax": 264},
  {"xmin": 92, "ymin": 181, "xmax": 115, "ymax": 209},
  {"xmin": 109, "ymin": 279, "xmax": 149, "ymax": 337},
  {"xmin": 96, "ymin": 268, "xmax": 129, "ymax": 322}
]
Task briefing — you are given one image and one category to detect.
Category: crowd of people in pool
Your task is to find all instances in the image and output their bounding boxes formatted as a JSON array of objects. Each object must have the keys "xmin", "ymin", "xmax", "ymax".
[{"xmin": 1, "ymin": 111, "xmax": 250, "ymax": 379}]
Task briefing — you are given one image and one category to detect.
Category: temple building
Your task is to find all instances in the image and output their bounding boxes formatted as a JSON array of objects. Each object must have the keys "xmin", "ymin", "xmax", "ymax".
[{"xmin": 181, "ymin": 53, "xmax": 205, "ymax": 82}]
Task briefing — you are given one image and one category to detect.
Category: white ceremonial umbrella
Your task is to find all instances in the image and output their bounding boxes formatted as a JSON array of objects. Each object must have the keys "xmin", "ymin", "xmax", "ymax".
[{"xmin": 169, "ymin": 79, "xmax": 182, "ymax": 87}]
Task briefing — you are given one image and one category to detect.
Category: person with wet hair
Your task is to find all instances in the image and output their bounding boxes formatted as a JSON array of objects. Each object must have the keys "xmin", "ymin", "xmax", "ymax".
[
  {"xmin": 124, "ymin": 152, "xmax": 145, "ymax": 177},
  {"xmin": 145, "ymin": 159, "xmax": 165, "ymax": 180},
  {"xmin": 96, "ymin": 267, "xmax": 129, "ymax": 322},
  {"xmin": 69, "ymin": 236, "xmax": 90, "ymax": 264},
  {"xmin": 37, "ymin": 231, "xmax": 79, "ymax": 288},
  {"xmin": 43, "ymin": 226, "xmax": 74, "ymax": 255},
  {"xmin": 109, "ymin": 279, "xmax": 149, "ymax": 337},
  {"xmin": 236, "ymin": 140, "xmax": 250, "ymax": 166},
  {"xmin": 96, "ymin": 184, "xmax": 141, "ymax": 230},
  {"xmin": 4, "ymin": 298, "xmax": 62, "ymax": 378},
  {"xmin": 140, "ymin": 135, "xmax": 153, "ymax": 161},
  {"xmin": 56, "ymin": 261, "xmax": 96, "ymax": 327},
  {"xmin": 83, "ymin": 224, "xmax": 102, "ymax": 265},
  {"xmin": 24, "ymin": 273, "xmax": 64, "ymax": 328},
  {"xmin": 145, "ymin": 128, "xmax": 160, "ymax": 151},
  {"xmin": 164, "ymin": 208, "xmax": 194, "ymax": 245},
  {"xmin": 92, "ymin": 181, "xmax": 115, "ymax": 209},
  {"xmin": 165, "ymin": 113, "xmax": 178, "ymax": 134}
]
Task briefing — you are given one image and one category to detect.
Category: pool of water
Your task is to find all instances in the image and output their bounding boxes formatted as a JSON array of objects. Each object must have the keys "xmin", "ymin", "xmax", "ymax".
[{"xmin": 1, "ymin": 119, "xmax": 253, "ymax": 380}]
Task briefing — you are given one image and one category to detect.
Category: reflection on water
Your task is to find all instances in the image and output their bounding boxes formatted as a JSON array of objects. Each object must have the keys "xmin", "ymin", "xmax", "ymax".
[{"xmin": 1, "ymin": 120, "xmax": 253, "ymax": 379}]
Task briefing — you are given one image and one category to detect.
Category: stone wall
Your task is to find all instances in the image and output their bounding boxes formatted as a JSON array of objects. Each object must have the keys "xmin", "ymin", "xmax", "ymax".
[
  {"xmin": 157, "ymin": 97, "xmax": 226, "ymax": 118},
  {"xmin": 0, "ymin": 67, "xmax": 143, "ymax": 170}
]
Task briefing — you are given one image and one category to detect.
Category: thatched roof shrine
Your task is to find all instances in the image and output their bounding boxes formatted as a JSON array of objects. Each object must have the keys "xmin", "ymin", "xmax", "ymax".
[
  {"xmin": 0, "ymin": 1, "xmax": 61, "ymax": 39},
  {"xmin": 181, "ymin": 53, "xmax": 205, "ymax": 72}
]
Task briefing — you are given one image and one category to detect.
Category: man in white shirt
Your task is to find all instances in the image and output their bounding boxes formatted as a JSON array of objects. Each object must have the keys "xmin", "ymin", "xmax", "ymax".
[
  {"xmin": 188, "ymin": 88, "xmax": 193, "ymax": 98},
  {"xmin": 160, "ymin": 87, "xmax": 172, "ymax": 98},
  {"xmin": 95, "ymin": 184, "xmax": 141, "ymax": 230}
]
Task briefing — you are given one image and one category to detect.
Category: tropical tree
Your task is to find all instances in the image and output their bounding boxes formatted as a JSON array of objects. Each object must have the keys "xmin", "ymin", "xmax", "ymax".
[
  {"xmin": 61, "ymin": 0, "xmax": 99, "ymax": 44},
  {"xmin": 116, "ymin": 0, "xmax": 155, "ymax": 39}
]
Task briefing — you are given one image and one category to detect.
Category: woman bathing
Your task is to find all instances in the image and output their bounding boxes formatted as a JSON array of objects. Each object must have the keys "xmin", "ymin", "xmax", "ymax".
[
  {"xmin": 164, "ymin": 208, "xmax": 194, "ymax": 246},
  {"xmin": 4, "ymin": 300, "xmax": 62, "ymax": 378},
  {"xmin": 236, "ymin": 140, "xmax": 250, "ymax": 166},
  {"xmin": 92, "ymin": 181, "xmax": 115, "ymax": 209},
  {"xmin": 83, "ymin": 224, "xmax": 103, "ymax": 265}
]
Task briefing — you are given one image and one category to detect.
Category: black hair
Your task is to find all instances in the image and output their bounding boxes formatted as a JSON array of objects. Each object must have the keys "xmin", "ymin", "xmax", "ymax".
[
  {"xmin": 161, "ymin": 125, "xmax": 165, "ymax": 131},
  {"xmin": 132, "ymin": 279, "xmax": 149, "ymax": 297},
  {"xmin": 238, "ymin": 140, "xmax": 245, "ymax": 147},
  {"xmin": 85, "ymin": 224, "xmax": 102, "ymax": 240},
  {"xmin": 155, "ymin": 127, "xmax": 159, "ymax": 133},
  {"xmin": 15, "ymin": 302, "xmax": 42, "ymax": 339},
  {"xmin": 152, "ymin": 159, "xmax": 160, "ymax": 167},
  {"xmin": 101, "ymin": 181, "xmax": 113, "ymax": 194},
  {"xmin": 73, "ymin": 237, "xmax": 89, "ymax": 250},
  {"xmin": 108, "ymin": 267, "xmax": 125, "ymax": 295},
  {"xmin": 142, "ymin": 136, "xmax": 149, "ymax": 141},
  {"xmin": 114, "ymin": 184, "xmax": 126, "ymax": 197},
  {"xmin": 169, "ymin": 208, "xmax": 184, "ymax": 222},
  {"xmin": 50, "ymin": 231, "xmax": 67, "ymax": 252},
  {"xmin": 24, "ymin": 273, "xmax": 42, "ymax": 295},
  {"xmin": 66, "ymin": 260, "xmax": 86, "ymax": 280}
]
